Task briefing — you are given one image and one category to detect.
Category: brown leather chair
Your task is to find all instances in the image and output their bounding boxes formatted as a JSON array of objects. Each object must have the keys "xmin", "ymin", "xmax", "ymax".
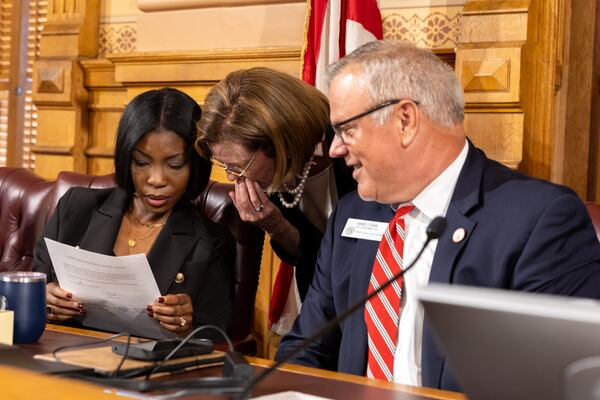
[
  {"xmin": 0, "ymin": 167, "xmax": 264, "ymax": 353},
  {"xmin": 585, "ymin": 202, "xmax": 600, "ymax": 242}
]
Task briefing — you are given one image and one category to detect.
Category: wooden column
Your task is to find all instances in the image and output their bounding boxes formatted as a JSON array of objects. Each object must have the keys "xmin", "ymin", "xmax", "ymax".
[
  {"xmin": 457, "ymin": 0, "xmax": 566, "ymax": 181},
  {"xmin": 590, "ymin": 1, "xmax": 600, "ymax": 201},
  {"xmin": 31, "ymin": 0, "xmax": 100, "ymax": 179},
  {"xmin": 520, "ymin": 0, "xmax": 563, "ymax": 181},
  {"xmin": 553, "ymin": 0, "xmax": 600, "ymax": 200},
  {"xmin": 456, "ymin": 1, "xmax": 530, "ymax": 170},
  {"xmin": 5, "ymin": 0, "xmax": 29, "ymax": 167}
]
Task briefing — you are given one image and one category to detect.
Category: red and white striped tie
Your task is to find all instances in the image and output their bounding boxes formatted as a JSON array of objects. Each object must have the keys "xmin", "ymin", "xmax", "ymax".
[{"xmin": 365, "ymin": 205, "xmax": 414, "ymax": 381}]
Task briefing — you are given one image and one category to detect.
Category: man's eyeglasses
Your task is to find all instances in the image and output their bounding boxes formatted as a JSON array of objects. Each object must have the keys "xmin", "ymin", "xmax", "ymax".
[
  {"xmin": 330, "ymin": 98, "xmax": 419, "ymax": 144},
  {"xmin": 210, "ymin": 149, "xmax": 260, "ymax": 178}
]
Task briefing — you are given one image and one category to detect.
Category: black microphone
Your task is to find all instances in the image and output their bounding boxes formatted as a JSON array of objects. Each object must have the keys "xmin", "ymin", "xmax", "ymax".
[{"xmin": 237, "ymin": 216, "xmax": 447, "ymax": 399}]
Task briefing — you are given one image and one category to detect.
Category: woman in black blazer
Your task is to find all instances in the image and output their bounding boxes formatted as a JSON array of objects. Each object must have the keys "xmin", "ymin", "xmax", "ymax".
[{"xmin": 33, "ymin": 88, "xmax": 235, "ymax": 336}]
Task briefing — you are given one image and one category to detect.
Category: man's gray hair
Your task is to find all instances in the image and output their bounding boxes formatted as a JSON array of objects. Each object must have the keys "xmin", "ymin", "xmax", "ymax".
[{"xmin": 327, "ymin": 41, "xmax": 464, "ymax": 128}]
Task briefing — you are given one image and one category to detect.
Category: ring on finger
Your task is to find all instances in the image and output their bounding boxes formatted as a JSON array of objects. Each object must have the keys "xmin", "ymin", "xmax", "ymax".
[
  {"xmin": 179, "ymin": 317, "xmax": 187, "ymax": 328},
  {"xmin": 255, "ymin": 203, "xmax": 264, "ymax": 212},
  {"xmin": 46, "ymin": 305, "xmax": 54, "ymax": 315}
]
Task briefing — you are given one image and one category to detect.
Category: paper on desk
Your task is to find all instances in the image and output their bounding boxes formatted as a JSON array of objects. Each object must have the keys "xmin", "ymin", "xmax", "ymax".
[
  {"xmin": 252, "ymin": 392, "xmax": 331, "ymax": 400},
  {"xmin": 45, "ymin": 238, "xmax": 176, "ymax": 340}
]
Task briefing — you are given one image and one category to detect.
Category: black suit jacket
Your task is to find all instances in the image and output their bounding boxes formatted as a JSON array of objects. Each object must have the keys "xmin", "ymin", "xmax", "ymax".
[
  {"xmin": 277, "ymin": 142, "xmax": 600, "ymax": 390},
  {"xmin": 33, "ymin": 187, "xmax": 235, "ymax": 333}
]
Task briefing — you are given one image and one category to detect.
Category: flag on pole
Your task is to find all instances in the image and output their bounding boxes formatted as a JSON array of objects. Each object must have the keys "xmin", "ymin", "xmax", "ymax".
[
  {"xmin": 302, "ymin": 0, "xmax": 383, "ymax": 91},
  {"xmin": 269, "ymin": 0, "xmax": 383, "ymax": 334}
]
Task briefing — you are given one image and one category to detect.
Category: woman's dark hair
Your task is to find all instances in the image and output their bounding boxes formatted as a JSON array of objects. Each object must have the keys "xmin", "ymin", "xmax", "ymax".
[{"xmin": 114, "ymin": 88, "xmax": 209, "ymax": 201}]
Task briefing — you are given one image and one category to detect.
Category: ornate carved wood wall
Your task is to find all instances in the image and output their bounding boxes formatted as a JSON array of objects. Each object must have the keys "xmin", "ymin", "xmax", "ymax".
[{"xmin": 32, "ymin": 0, "xmax": 99, "ymax": 178}]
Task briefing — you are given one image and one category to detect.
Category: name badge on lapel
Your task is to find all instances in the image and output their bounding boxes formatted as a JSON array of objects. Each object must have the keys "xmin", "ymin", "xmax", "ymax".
[{"xmin": 342, "ymin": 218, "xmax": 388, "ymax": 242}]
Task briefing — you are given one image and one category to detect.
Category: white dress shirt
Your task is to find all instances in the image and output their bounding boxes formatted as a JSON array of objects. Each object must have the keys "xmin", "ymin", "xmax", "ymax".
[{"xmin": 393, "ymin": 140, "xmax": 468, "ymax": 386}]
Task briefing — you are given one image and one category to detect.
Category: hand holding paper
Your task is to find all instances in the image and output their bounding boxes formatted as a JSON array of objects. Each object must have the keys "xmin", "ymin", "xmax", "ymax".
[
  {"xmin": 46, "ymin": 282, "xmax": 83, "ymax": 322},
  {"xmin": 147, "ymin": 293, "xmax": 193, "ymax": 334},
  {"xmin": 45, "ymin": 238, "xmax": 175, "ymax": 339}
]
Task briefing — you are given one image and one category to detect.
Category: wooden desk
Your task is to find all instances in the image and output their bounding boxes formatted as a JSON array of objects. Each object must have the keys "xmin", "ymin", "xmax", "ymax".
[{"xmin": 9, "ymin": 325, "xmax": 465, "ymax": 400}]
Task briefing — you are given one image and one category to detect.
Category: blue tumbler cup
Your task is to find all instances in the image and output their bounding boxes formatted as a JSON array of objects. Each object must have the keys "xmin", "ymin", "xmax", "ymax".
[{"xmin": 0, "ymin": 272, "xmax": 46, "ymax": 343}]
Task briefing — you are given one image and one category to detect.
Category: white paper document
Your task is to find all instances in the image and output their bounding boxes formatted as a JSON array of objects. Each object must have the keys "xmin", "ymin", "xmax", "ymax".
[
  {"xmin": 45, "ymin": 238, "xmax": 176, "ymax": 339},
  {"xmin": 252, "ymin": 392, "xmax": 331, "ymax": 400}
]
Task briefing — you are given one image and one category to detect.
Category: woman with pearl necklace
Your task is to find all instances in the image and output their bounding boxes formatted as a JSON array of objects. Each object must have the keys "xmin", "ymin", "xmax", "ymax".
[{"xmin": 196, "ymin": 67, "xmax": 356, "ymax": 335}]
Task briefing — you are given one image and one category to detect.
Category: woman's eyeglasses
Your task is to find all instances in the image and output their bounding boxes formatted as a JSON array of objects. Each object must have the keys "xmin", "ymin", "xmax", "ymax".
[{"xmin": 210, "ymin": 149, "xmax": 260, "ymax": 178}]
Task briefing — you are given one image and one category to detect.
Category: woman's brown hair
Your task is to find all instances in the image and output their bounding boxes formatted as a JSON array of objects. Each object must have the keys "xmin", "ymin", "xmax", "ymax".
[{"xmin": 196, "ymin": 67, "xmax": 329, "ymax": 192}]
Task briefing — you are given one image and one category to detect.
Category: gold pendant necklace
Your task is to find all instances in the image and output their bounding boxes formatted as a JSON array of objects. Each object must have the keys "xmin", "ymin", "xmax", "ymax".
[{"xmin": 127, "ymin": 214, "xmax": 166, "ymax": 247}]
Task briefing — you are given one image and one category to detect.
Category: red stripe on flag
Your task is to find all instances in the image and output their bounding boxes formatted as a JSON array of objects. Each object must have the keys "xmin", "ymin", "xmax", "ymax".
[
  {"xmin": 338, "ymin": 0, "xmax": 347, "ymax": 59},
  {"xmin": 301, "ymin": 0, "xmax": 329, "ymax": 85},
  {"xmin": 346, "ymin": 0, "xmax": 383, "ymax": 41},
  {"xmin": 268, "ymin": 261, "xmax": 295, "ymax": 328}
]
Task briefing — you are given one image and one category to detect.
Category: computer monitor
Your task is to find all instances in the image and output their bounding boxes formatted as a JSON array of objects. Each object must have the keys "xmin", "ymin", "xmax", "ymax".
[{"xmin": 418, "ymin": 283, "xmax": 600, "ymax": 400}]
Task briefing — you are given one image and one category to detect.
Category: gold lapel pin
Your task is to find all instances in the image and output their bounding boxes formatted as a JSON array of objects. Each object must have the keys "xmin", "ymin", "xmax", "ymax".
[{"xmin": 175, "ymin": 272, "xmax": 185, "ymax": 284}]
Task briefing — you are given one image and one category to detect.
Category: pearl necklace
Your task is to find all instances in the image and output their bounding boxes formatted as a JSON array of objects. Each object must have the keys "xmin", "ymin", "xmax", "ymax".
[{"xmin": 278, "ymin": 156, "xmax": 315, "ymax": 208}]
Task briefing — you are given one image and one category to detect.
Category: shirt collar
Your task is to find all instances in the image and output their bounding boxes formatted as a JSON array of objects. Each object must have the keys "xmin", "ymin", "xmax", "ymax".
[{"xmin": 394, "ymin": 139, "xmax": 469, "ymax": 220}]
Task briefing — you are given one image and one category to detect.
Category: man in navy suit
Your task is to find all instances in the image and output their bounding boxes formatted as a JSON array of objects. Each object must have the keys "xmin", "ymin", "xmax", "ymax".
[{"xmin": 276, "ymin": 41, "xmax": 600, "ymax": 391}]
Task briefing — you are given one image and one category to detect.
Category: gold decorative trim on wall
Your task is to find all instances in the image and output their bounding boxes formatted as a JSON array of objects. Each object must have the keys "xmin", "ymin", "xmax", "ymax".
[
  {"xmin": 456, "ymin": 47, "xmax": 521, "ymax": 104},
  {"xmin": 98, "ymin": 24, "xmax": 137, "ymax": 56},
  {"xmin": 32, "ymin": 60, "xmax": 75, "ymax": 105},
  {"xmin": 36, "ymin": 67, "xmax": 65, "ymax": 94},
  {"xmin": 382, "ymin": 11, "xmax": 461, "ymax": 49},
  {"xmin": 85, "ymin": 146, "xmax": 115, "ymax": 158},
  {"xmin": 463, "ymin": 58, "xmax": 510, "ymax": 92},
  {"xmin": 137, "ymin": 0, "xmax": 302, "ymax": 12},
  {"xmin": 108, "ymin": 47, "xmax": 302, "ymax": 84},
  {"xmin": 31, "ymin": 145, "xmax": 73, "ymax": 156}
]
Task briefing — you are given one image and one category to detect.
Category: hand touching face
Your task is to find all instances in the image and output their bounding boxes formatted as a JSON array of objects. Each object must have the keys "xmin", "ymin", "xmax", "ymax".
[{"xmin": 208, "ymin": 142, "xmax": 276, "ymax": 191}]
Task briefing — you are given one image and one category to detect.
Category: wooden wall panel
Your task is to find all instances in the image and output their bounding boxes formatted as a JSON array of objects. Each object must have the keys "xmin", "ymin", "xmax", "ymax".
[
  {"xmin": 34, "ymin": 154, "xmax": 76, "ymax": 176},
  {"xmin": 465, "ymin": 112, "xmax": 524, "ymax": 169},
  {"xmin": 80, "ymin": 58, "xmax": 124, "ymax": 176},
  {"xmin": 87, "ymin": 92, "xmax": 126, "ymax": 143},
  {"xmin": 109, "ymin": 48, "xmax": 301, "ymax": 83},
  {"xmin": 88, "ymin": 158, "xmax": 115, "ymax": 176},
  {"xmin": 32, "ymin": 0, "xmax": 100, "ymax": 179},
  {"xmin": 457, "ymin": 1, "xmax": 529, "ymax": 172},
  {"xmin": 590, "ymin": 0, "xmax": 600, "ymax": 201},
  {"xmin": 458, "ymin": 46, "xmax": 521, "ymax": 104},
  {"xmin": 552, "ymin": 0, "xmax": 599, "ymax": 200},
  {"xmin": 520, "ymin": 0, "xmax": 561, "ymax": 181},
  {"xmin": 36, "ymin": 109, "xmax": 77, "ymax": 146},
  {"xmin": 78, "ymin": 47, "xmax": 302, "ymax": 179},
  {"xmin": 124, "ymin": 86, "xmax": 214, "ymax": 106}
]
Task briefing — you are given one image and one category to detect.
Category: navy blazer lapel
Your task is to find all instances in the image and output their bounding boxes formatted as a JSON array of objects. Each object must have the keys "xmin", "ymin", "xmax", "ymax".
[
  {"xmin": 147, "ymin": 205, "xmax": 198, "ymax": 295},
  {"xmin": 423, "ymin": 140, "xmax": 483, "ymax": 388},
  {"xmin": 349, "ymin": 238, "xmax": 379, "ymax": 301},
  {"xmin": 79, "ymin": 189, "xmax": 128, "ymax": 255},
  {"xmin": 428, "ymin": 205, "xmax": 476, "ymax": 284},
  {"xmin": 429, "ymin": 140, "xmax": 483, "ymax": 283}
]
